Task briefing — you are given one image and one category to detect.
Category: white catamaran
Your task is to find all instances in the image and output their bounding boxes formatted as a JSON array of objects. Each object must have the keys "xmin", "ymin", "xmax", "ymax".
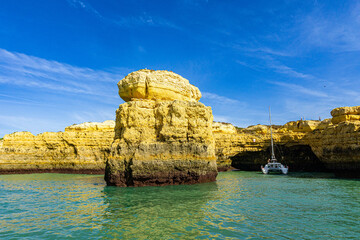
[{"xmin": 261, "ymin": 107, "xmax": 288, "ymax": 175}]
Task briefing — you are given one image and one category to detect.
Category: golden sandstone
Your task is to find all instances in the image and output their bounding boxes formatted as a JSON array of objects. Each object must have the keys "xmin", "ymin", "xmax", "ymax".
[
  {"xmin": 0, "ymin": 70, "xmax": 359, "ymax": 178},
  {"xmin": 331, "ymin": 106, "xmax": 360, "ymax": 124},
  {"xmin": 118, "ymin": 69, "xmax": 201, "ymax": 102},
  {"xmin": 106, "ymin": 70, "xmax": 217, "ymax": 186},
  {"xmin": 0, "ymin": 121, "xmax": 114, "ymax": 174}
]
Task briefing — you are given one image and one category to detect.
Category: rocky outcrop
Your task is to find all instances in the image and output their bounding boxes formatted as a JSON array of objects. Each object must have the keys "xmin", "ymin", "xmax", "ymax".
[
  {"xmin": 214, "ymin": 121, "xmax": 319, "ymax": 171},
  {"xmin": 0, "ymin": 121, "xmax": 115, "ymax": 174},
  {"xmin": 65, "ymin": 120, "xmax": 115, "ymax": 132},
  {"xmin": 331, "ymin": 106, "xmax": 360, "ymax": 124},
  {"xmin": 212, "ymin": 122, "xmax": 239, "ymax": 171},
  {"xmin": 118, "ymin": 69, "xmax": 201, "ymax": 102},
  {"xmin": 1, "ymin": 75, "xmax": 359, "ymax": 179},
  {"xmin": 105, "ymin": 70, "xmax": 217, "ymax": 187},
  {"xmin": 212, "ymin": 122, "xmax": 237, "ymax": 134},
  {"xmin": 309, "ymin": 108, "xmax": 360, "ymax": 176},
  {"xmin": 216, "ymin": 107, "xmax": 360, "ymax": 177},
  {"xmin": 283, "ymin": 120, "xmax": 322, "ymax": 132}
]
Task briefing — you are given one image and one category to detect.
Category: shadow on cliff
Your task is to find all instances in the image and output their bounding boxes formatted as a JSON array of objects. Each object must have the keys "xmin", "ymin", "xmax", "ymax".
[
  {"xmin": 230, "ymin": 119, "xmax": 360, "ymax": 178},
  {"xmin": 230, "ymin": 144, "xmax": 326, "ymax": 172}
]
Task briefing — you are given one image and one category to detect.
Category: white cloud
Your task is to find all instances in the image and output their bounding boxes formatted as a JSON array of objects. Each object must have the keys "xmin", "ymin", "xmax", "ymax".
[
  {"xmin": 0, "ymin": 115, "xmax": 58, "ymax": 136},
  {"xmin": 235, "ymin": 60, "xmax": 262, "ymax": 71},
  {"xmin": 213, "ymin": 115, "xmax": 230, "ymax": 123},
  {"xmin": 0, "ymin": 48, "xmax": 126, "ymax": 136},
  {"xmin": 66, "ymin": 0, "xmax": 181, "ymax": 30},
  {"xmin": 269, "ymin": 81, "xmax": 327, "ymax": 98},
  {"xmin": 202, "ymin": 92, "xmax": 242, "ymax": 104},
  {"xmin": 0, "ymin": 93, "xmax": 39, "ymax": 103},
  {"xmin": 298, "ymin": 2, "xmax": 360, "ymax": 52},
  {"xmin": 0, "ymin": 48, "xmax": 126, "ymax": 98},
  {"xmin": 71, "ymin": 110, "xmax": 115, "ymax": 124},
  {"xmin": 267, "ymin": 61, "xmax": 314, "ymax": 79},
  {"xmin": 66, "ymin": 0, "xmax": 102, "ymax": 18},
  {"xmin": 113, "ymin": 15, "xmax": 181, "ymax": 30},
  {"xmin": 235, "ymin": 45, "xmax": 293, "ymax": 57}
]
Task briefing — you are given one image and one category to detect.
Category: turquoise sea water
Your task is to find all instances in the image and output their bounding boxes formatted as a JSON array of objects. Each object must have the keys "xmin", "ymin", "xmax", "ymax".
[{"xmin": 0, "ymin": 172, "xmax": 359, "ymax": 239}]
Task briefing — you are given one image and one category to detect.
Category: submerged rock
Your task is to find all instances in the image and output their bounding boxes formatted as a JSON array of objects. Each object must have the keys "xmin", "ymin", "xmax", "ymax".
[{"xmin": 105, "ymin": 70, "xmax": 217, "ymax": 186}]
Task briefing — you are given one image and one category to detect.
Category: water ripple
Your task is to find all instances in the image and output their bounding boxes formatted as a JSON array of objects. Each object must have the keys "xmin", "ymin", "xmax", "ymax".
[{"xmin": 0, "ymin": 172, "xmax": 359, "ymax": 239}]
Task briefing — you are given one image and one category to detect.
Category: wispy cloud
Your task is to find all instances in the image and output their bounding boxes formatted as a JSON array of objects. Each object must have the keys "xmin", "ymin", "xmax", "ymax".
[
  {"xmin": 113, "ymin": 14, "xmax": 181, "ymax": 30},
  {"xmin": 269, "ymin": 81, "xmax": 327, "ymax": 98},
  {"xmin": 267, "ymin": 60, "xmax": 314, "ymax": 79},
  {"xmin": 66, "ymin": 0, "xmax": 103, "ymax": 18},
  {"xmin": 298, "ymin": 2, "xmax": 360, "ymax": 52},
  {"xmin": 0, "ymin": 93, "xmax": 39, "ymax": 103},
  {"xmin": 66, "ymin": 0, "xmax": 181, "ymax": 30},
  {"xmin": 202, "ymin": 92, "xmax": 242, "ymax": 104},
  {"xmin": 0, "ymin": 115, "xmax": 58, "ymax": 136},
  {"xmin": 0, "ymin": 48, "xmax": 127, "ymax": 98},
  {"xmin": 235, "ymin": 60, "xmax": 262, "ymax": 71},
  {"xmin": 0, "ymin": 48, "xmax": 127, "ymax": 135},
  {"xmin": 234, "ymin": 45, "xmax": 293, "ymax": 57},
  {"xmin": 213, "ymin": 115, "xmax": 230, "ymax": 123},
  {"xmin": 282, "ymin": 98, "xmax": 334, "ymax": 121},
  {"xmin": 71, "ymin": 110, "xmax": 115, "ymax": 124},
  {"xmin": 201, "ymin": 92, "xmax": 250, "ymax": 127},
  {"xmin": 236, "ymin": 55, "xmax": 315, "ymax": 80}
]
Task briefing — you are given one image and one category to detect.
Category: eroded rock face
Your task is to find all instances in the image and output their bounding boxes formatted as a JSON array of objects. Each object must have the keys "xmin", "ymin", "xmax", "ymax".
[
  {"xmin": 105, "ymin": 70, "xmax": 217, "ymax": 186},
  {"xmin": 0, "ymin": 121, "xmax": 115, "ymax": 174},
  {"xmin": 215, "ymin": 108, "xmax": 360, "ymax": 177},
  {"xmin": 283, "ymin": 120, "xmax": 322, "ymax": 132},
  {"xmin": 118, "ymin": 69, "xmax": 201, "ymax": 102},
  {"xmin": 331, "ymin": 106, "xmax": 360, "ymax": 124},
  {"xmin": 65, "ymin": 120, "xmax": 115, "ymax": 132},
  {"xmin": 214, "ymin": 119, "xmax": 337, "ymax": 172},
  {"xmin": 309, "ymin": 121, "xmax": 360, "ymax": 176},
  {"xmin": 212, "ymin": 122, "xmax": 237, "ymax": 134},
  {"xmin": 214, "ymin": 121, "xmax": 314, "ymax": 171},
  {"xmin": 1, "ymin": 85, "xmax": 359, "ymax": 178}
]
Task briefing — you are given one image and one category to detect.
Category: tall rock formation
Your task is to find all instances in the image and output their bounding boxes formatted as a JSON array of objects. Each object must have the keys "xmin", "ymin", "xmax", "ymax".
[
  {"xmin": 0, "ymin": 121, "xmax": 114, "ymax": 174},
  {"xmin": 1, "ymin": 78, "xmax": 358, "ymax": 178},
  {"xmin": 310, "ymin": 106, "xmax": 360, "ymax": 175},
  {"xmin": 105, "ymin": 69, "xmax": 217, "ymax": 186}
]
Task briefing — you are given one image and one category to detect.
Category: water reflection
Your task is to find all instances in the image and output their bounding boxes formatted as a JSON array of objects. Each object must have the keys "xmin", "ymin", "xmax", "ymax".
[
  {"xmin": 101, "ymin": 182, "xmax": 218, "ymax": 239},
  {"xmin": 0, "ymin": 172, "xmax": 359, "ymax": 239},
  {"xmin": 0, "ymin": 174, "xmax": 107, "ymax": 239}
]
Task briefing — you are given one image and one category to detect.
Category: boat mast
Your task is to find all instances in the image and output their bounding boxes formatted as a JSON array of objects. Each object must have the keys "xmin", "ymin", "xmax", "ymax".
[{"xmin": 269, "ymin": 106, "xmax": 276, "ymax": 162}]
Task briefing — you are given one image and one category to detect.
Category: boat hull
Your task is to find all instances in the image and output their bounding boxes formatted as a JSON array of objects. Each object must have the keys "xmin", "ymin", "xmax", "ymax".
[{"xmin": 261, "ymin": 164, "xmax": 288, "ymax": 175}]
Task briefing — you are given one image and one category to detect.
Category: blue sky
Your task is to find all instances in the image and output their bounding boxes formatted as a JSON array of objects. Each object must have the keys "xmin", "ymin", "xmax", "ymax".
[{"xmin": 1, "ymin": 0, "xmax": 360, "ymax": 136}]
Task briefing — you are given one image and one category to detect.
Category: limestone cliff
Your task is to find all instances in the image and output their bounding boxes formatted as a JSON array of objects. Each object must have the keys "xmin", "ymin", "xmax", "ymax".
[
  {"xmin": 309, "ymin": 107, "xmax": 360, "ymax": 175},
  {"xmin": 1, "ymin": 87, "xmax": 359, "ymax": 177},
  {"xmin": 331, "ymin": 106, "xmax": 360, "ymax": 124},
  {"xmin": 105, "ymin": 70, "xmax": 217, "ymax": 186},
  {"xmin": 0, "ymin": 121, "xmax": 115, "ymax": 174},
  {"xmin": 213, "ymin": 121, "xmax": 322, "ymax": 171},
  {"xmin": 216, "ymin": 106, "xmax": 360, "ymax": 177},
  {"xmin": 118, "ymin": 69, "xmax": 201, "ymax": 102}
]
